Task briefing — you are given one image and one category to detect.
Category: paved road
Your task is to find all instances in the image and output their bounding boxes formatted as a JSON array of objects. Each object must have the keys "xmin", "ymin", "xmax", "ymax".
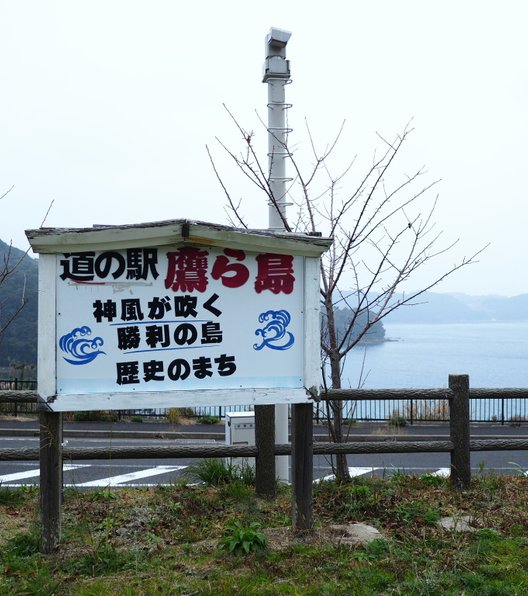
[{"xmin": 1, "ymin": 428, "xmax": 526, "ymax": 488}]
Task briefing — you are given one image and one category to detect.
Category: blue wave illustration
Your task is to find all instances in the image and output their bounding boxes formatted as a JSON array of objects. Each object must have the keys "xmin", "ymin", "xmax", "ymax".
[
  {"xmin": 59, "ymin": 326, "xmax": 105, "ymax": 365},
  {"xmin": 253, "ymin": 309, "xmax": 295, "ymax": 351}
]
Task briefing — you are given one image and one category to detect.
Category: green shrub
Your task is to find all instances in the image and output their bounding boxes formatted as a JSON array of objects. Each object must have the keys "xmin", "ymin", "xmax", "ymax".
[
  {"xmin": 189, "ymin": 458, "xmax": 255, "ymax": 486},
  {"xmin": 166, "ymin": 407, "xmax": 194, "ymax": 424},
  {"xmin": 237, "ymin": 462, "xmax": 256, "ymax": 485},
  {"xmin": 189, "ymin": 458, "xmax": 239, "ymax": 486},
  {"xmin": 218, "ymin": 520, "xmax": 267, "ymax": 555},
  {"xmin": 343, "ymin": 418, "xmax": 357, "ymax": 425},
  {"xmin": 420, "ymin": 472, "xmax": 447, "ymax": 487},
  {"xmin": 394, "ymin": 501, "xmax": 440, "ymax": 526},
  {"xmin": 90, "ymin": 487, "xmax": 118, "ymax": 502},
  {"xmin": 73, "ymin": 411, "xmax": 117, "ymax": 422},
  {"xmin": 0, "ymin": 485, "xmax": 37, "ymax": 507},
  {"xmin": 197, "ymin": 415, "xmax": 220, "ymax": 425},
  {"xmin": 65, "ymin": 543, "xmax": 143, "ymax": 576},
  {"xmin": 5, "ymin": 529, "xmax": 41, "ymax": 558},
  {"xmin": 388, "ymin": 414, "xmax": 407, "ymax": 427}
]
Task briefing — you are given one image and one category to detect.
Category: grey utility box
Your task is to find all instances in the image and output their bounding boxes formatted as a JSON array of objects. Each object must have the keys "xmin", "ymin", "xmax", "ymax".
[{"xmin": 225, "ymin": 411, "xmax": 255, "ymax": 470}]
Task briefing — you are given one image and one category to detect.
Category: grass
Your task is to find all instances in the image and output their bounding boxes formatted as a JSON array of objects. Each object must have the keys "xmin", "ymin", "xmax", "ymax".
[
  {"xmin": 188, "ymin": 457, "xmax": 256, "ymax": 486},
  {"xmin": 0, "ymin": 474, "xmax": 527, "ymax": 594}
]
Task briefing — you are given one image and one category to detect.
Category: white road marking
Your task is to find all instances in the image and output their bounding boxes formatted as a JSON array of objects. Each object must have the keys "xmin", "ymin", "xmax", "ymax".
[
  {"xmin": 348, "ymin": 467, "xmax": 380, "ymax": 477},
  {"xmin": 315, "ymin": 467, "xmax": 380, "ymax": 482},
  {"xmin": 0, "ymin": 464, "xmax": 90, "ymax": 484},
  {"xmin": 75, "ymin": 465, "xmax": 187, "ymax": 487},
  {"xmin": 430, "ymin": 468, "xmax": 450, "ymax": 477}
]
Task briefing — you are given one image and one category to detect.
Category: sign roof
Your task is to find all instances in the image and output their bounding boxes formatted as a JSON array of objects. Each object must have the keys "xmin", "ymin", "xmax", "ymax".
[{"xmin": 26, "ymin": 219, "xmax": 332, "ymax": 257}]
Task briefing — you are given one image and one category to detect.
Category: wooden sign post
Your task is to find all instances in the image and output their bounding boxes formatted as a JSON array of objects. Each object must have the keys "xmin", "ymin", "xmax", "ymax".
[{"xmin": 27, "ymin": 219, "xmax": 331, "ymax": 550}]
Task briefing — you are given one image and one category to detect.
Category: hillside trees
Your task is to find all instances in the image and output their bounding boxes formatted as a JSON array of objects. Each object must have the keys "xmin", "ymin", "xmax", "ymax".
[
  {"xmin": 209, "ymin": 113, "xmax": 484, "ymax": 481},
  {"xmin": 0, "ymin": 187, "xmax": 38, "ymax": 369}
]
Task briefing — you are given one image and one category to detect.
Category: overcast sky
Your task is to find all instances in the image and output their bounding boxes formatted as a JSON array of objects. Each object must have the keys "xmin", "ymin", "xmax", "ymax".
[{"xmin": 2, "ymin": 1, "xmax": 526, "ymax": 296}]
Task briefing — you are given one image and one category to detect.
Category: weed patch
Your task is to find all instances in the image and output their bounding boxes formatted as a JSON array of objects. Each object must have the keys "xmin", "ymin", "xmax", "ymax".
[
  {"xmin": 219, "ymin": 519, "xmax": 267, "ymax": 555},
  {"xmin": 188, "ymin": 457, "xmax": 255, "ymax": 486},
  {"xmin": 0, "ymin": 474, "xmax": 526, "ymax": 594}
]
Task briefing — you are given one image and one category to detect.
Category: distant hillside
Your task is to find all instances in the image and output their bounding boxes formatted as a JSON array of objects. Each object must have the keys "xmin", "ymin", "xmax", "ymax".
[
  {"xmin": 0, "ymin": 240, "xmax": 38, "ymax": 366},
  {"xmin": 328, "ymin": 307, "xmax": 385, "ymax": 345},
  {"xmin": 385, "ymin": 292, "xmax": 528, "ymax": 324},
  {"xmin": 451, "ymin": 293, "xmax": 528, "ymax": 321}
]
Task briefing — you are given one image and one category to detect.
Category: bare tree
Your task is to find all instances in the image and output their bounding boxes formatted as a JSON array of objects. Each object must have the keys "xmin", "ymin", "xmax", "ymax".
[
  {"xmin": 209, "ymin": 111, "xmax": 486, "ymax": 481},
  {"xmin": 0, "ymin": 186, "xmax": 28, "ymax": 338}
]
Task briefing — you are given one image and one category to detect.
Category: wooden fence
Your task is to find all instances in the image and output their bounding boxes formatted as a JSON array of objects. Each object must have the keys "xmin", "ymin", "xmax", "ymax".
[
  {"xmin": 1, "ymin": 375, "xmax": 528, "ymax": 553},
  {"xmin": 4, "ymin": 379, "xmax": 527, "ymax": 424}
]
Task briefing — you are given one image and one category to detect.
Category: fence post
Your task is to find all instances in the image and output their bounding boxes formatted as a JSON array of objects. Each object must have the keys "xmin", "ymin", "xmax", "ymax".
[
  {"xmin": 448, "ymin": 374, "xmax": 470, "ymax": 489},
  {"xmin": 14, "ymin": 378, "xmax": 19, "ymax": 416},
  {"xmin": 291, "ymin": 402, "xmax": 313, "ymax": 531},
  {"xmin": 254, "ymin": 405, "xmax": 276, "ymax": 499},
  {"xmin": 40, "ymin": 411, "xmax": 63, "ymax": 553}
]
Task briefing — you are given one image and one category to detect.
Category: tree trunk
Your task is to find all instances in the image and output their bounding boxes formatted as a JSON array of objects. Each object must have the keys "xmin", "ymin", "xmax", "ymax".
[
  {"xmin": 329, "ymin": 359, "xmax": 350, "ymax": 481},
  {"xmin": 325, "ymin": 296, "xmax": 350, "ymax": 482}
]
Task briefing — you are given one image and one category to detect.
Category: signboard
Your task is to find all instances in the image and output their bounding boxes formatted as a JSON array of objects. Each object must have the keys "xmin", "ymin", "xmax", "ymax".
[{"xmin": 27, "ymin": 221, "xmax": 331, "ymax": 411}]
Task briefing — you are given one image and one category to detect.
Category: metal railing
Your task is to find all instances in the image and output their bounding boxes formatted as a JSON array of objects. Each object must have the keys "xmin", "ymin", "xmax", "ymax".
[{"xmin": 111, "ymin": 394, "xmax": 528, "ymax": 425}]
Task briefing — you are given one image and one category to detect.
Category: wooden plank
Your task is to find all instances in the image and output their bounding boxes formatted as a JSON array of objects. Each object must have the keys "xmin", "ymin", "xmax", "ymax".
[
  {"xmin": 37, "ymin": 254, "xmax": 57, "ymax": 401},
  {"xmin": 42, "ymin": 387, "xmax": 310, "ymax": 412},
  {"xmin": 7, "ymin": 387, "xmax": 528, "ymax": 409},
  {"xmin": 39, "ymin": 412, "xmax": 63, "ymax": 553},
  {"xmin": 449, "ymin": 374, "xmax": 471, "ymax": 489},
  {"xmin": 303, "ymin": 257, "xmax": 321, "ymax": 393},
  {"xmin": 291, "ymin": 403, "xmax": 313, "ymax": 530},
  {"xmin": 254, "ymin": 405, "xmax": 276, "ymax": 499},
  {"xmin": 27, "ymin": 220, "xmax": 332, "ymax": 257}
]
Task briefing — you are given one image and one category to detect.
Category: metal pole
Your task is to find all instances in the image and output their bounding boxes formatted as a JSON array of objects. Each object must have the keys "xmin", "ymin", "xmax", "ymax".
[
  {"xmin": 263, "ymin": 27, "xmax": 292, "ymax": 231},
  {"xmin": 263, "ymin": 27, "xmax": 292, "ymax": 482}
]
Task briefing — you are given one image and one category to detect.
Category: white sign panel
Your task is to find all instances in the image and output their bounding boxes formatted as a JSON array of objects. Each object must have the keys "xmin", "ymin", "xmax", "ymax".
[{"xmin": 54, "ymin": 245, "xmax": 305, "ymax": 404}]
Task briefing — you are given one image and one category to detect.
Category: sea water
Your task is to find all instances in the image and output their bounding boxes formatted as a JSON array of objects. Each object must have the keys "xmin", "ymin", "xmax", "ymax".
[
  {"xmin": 335, "ymin": 322, "xmax": 528, "ymax": 421},
  {"xmin": 345, "ymin": 322, "xmax": 528, "ymax": 389}
]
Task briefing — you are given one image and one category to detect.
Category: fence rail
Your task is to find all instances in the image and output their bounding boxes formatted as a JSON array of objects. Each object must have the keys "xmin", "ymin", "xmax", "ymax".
[
  {"xmin": 0, "ymin": 380, "xmax": 38, "ymax": 417},
  {"xmin": 3, "ymin": 383, "xmax": 528, "ymax": 425}
]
